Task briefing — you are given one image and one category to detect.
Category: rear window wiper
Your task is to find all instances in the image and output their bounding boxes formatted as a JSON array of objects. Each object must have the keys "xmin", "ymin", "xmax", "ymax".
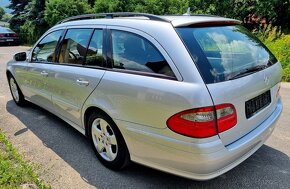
[{"xmin": 229, "ymin": 65, "xmax": 267, "ymax": 80}]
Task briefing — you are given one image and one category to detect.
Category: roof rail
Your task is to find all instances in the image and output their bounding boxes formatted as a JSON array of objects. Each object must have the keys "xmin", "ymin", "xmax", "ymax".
[{"xmin": 57, "ymin": 12, "xmax": 170, "ymax": 24}]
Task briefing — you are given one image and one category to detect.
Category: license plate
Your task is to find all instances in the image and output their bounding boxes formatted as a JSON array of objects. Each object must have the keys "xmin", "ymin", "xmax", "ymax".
[
  {"xmin": 6, "ymin": 39, "xmax": 13, "ymax": 42},
  {"xmin": 245, "ymin": 90, "xmax": 271, "ymax": 118}
]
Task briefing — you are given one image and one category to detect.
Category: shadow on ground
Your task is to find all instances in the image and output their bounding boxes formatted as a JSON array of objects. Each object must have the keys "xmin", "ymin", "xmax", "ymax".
[{"xmin": 6, "ymin": 100, "xmax": 290, "ymax": 189}]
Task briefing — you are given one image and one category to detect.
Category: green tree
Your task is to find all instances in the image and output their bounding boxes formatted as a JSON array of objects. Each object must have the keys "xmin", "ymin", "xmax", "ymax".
[
  {"xmin": 187, "ymin": 0, "xmax": 289, "ymax": 29},
  {"xmin": 93, "ymin": 0, "xmax": 127, "ymax": 12},
  {"xmin": 93, "ymin": 0, "xmax": 189, "ymax": 14},
  {"xmin": 2, "ymin": 13, "xmax": 12, "ymax": 22},
  {"xmin": 20, "ymin": 0, "xmax": 49, "ymax": 44},
  {"xmin": 0, "ymin": 7, "xmax": 5, "ymax": 20},
  {"xmin": 45, "ymin": 0, "xmax": 91, "ymax": 26},
  {"xmin": 133, "ymin": 0, "xmax": 188, "ymax": 14},
  {"xmin": 7, "ymin": 0, "xmax": 30, "ymax": 33}
]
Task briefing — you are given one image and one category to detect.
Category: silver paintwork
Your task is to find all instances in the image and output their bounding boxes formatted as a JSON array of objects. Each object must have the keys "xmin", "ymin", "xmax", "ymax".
[{"xmin": 6, "ymin": 15, "xmax": 283, "ymax": 180}]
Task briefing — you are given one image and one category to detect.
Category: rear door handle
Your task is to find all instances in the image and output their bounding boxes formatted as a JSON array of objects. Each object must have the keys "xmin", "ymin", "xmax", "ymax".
[
  {"xmin": 40, "ymin": 71, "xmax": 48, "ymax": 77},
  {"xmin": 76, "ymin": 79, "xmax": 89, "ymax": 86}
]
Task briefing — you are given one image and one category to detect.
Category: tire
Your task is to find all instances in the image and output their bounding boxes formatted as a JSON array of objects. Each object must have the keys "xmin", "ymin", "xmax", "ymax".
[
  {"xmin": 8, "ymin": 75, "xmax": 26, "ymax": 106},
  {"xmin": 88, "ymin": 112, "xmax": 130, "ymax": 170}
]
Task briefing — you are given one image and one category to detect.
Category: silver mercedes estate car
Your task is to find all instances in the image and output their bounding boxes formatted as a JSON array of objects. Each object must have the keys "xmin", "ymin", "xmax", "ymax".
[{"xmin": 6, "ymin": 13, "xmax": 283, "ymax": 180}]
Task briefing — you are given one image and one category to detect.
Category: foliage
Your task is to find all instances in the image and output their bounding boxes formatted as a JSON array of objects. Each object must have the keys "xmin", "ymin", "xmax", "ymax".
[
  {"xmin": 133, "ymin": 0, "xmax": 189, "ymax": 14},
  {"xmin": 45, "ymin": 0, "xmax": 91, "ymax": 26},
  {"xmin": 93, "ymin": 0, "xmax": 126, "ymax": 12},
  {"xmin": 0, "ymin": 7, "xmax": 5, "ymax": 20},
  {"xmin": 262, "ymin": 34, "xmax": 290, "ymax": 82},
  {"xmin": 253, "ymin": 24, "xmax": 290, "ymax": 81},
  {"xmin": 93, "ymin": 0, "xmax": 188, "ymax": 14},
  {"xmin": 2, "ymin": 13, "xmax": 12, "ymax": 22},
  {"xmin": 253, "ymin": 24, "xmax": 282, "ymax": 43},
  {"xmin": 7, "ymin": 0, "xmax": 30, "ymax": 33},
  {"xmin": 0, "ymin": 130, "xmax": 50, "ymax": 188},
  {"xmin": 18, "ymin": 0, "xmax": 49, "ymax": 44}
]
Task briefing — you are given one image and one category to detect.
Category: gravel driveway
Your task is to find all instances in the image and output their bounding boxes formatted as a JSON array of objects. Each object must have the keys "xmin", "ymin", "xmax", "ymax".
[{"xmin": 0, "ymin": 46, "xmax": 289, "ymax": 189}]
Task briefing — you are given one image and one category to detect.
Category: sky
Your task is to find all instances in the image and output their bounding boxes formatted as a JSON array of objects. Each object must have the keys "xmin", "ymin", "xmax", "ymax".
[{"xmin": 0, "ymin": 0, "xmax": 12, "ymax": 14}]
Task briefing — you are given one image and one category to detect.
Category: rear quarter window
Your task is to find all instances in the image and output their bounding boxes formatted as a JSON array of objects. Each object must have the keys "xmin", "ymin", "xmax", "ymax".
[{"xmin": 111, "ymin": 30, "xmax": 176, "ymax": 78}]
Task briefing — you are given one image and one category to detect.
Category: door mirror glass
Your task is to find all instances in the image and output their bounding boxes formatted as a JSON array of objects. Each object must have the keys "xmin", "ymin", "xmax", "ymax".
[{"xmin": 14, "ymin": 52, "xmax": 27, "ymax": 61}]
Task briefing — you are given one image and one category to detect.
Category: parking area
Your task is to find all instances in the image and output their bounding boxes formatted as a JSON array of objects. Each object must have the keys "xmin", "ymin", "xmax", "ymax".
[{"xmin": 0, "ymin": 46, "xmax": 289, "ymax": 189}]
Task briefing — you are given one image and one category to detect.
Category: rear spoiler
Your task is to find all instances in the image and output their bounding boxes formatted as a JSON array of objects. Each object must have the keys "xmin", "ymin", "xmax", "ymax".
[{"xmin": 171, "ymin": 17, "xmax": 241, "ymax": 27}]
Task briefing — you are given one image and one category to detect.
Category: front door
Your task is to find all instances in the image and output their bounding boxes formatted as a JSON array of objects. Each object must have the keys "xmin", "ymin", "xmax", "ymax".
[{"xmin": 24, "ymin": 30, "xmax": 63, "ymax": 111}]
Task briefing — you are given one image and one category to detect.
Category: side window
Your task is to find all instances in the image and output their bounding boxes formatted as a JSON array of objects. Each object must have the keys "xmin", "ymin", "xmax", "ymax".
[
  {"xmin": 59, "ymin": 29, "xmax": 93, "ymax": 64},
  {"xmin": 111, "ymin": 30, "xmax": 175, "ymax": 77},
  {"xmin": 32, "ymin": 30, "xmax": 62, "ymax": 62},
  {"xmin": 85, "ymin": 29, "xmax": 104, "ymax": 67}
]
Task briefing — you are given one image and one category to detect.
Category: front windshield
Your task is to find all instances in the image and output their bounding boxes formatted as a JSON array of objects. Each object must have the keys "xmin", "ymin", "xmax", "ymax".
[{"xmin": 177, "ymin": 25, "xmax": 277, "ymax": 83}]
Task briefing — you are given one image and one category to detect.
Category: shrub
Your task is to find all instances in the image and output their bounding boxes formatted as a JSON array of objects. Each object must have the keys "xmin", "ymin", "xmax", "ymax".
[
  {"xmin": 264, "ymin": 35, "xmax": 290, "ymax": 82},
  {"xmin": 45, "ymin": 0, "xmax": 91, "ymax": 26},
  {"xmin": 253, "ymin": 25, "xmax": 290, "ymax": 82}
]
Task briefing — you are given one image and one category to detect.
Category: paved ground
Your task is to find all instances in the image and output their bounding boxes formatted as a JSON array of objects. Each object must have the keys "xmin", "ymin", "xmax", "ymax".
[{"xmin": 0, "ymin": 46, "xmax": 289, "ymax": 189}]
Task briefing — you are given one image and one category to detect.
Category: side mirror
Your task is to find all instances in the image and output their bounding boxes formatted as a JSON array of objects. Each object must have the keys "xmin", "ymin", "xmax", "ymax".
[{"xmin": 14, "ymin": 52, "xmax": 27, "ymax": 62}]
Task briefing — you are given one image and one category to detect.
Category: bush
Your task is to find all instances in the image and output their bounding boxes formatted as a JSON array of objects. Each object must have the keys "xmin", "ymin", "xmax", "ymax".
[
  {"xmin": 264, "ymin": 35, "xmax": 290, "ymax": 82},
  {"xmin": 253, "ymin": 25, "xmax": 290, "ymax": 82},
  {"xmin": 45, "ymin": 0, "xmax": 91, "ymax": 26},
  {"xmin": 253, "ymin": 24, "xmax": 283, "ymax": 42},
  {"xmin": 19, "ymin": 21, "xmax": 40, "ymax": 44}
]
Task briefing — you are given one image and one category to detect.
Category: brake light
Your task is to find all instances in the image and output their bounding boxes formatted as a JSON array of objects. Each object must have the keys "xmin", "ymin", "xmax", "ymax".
[{"xmin": 167, "ymin": 104, "xmax": 237, "ymax": 138}]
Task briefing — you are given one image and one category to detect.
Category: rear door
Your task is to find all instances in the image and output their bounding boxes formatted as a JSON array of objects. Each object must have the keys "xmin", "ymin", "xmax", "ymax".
[
  {"xmin": 177, "ymin": 25, "xmax": 282, "ymax": 145},
  {"xmin": 48, "ymin": 27, "xmax": 106, "ymax": 126}
]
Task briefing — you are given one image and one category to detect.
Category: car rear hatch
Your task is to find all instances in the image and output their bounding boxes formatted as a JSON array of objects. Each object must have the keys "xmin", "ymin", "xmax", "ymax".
[{"xmin": 176, "ymin": 23, "xmax": 282, "ymax": 145}]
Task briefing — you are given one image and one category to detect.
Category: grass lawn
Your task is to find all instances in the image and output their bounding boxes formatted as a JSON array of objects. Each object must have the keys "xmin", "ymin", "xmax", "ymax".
[{"xmin": 0, "ymin": 129, "xmax": 50, "ymax": 189}]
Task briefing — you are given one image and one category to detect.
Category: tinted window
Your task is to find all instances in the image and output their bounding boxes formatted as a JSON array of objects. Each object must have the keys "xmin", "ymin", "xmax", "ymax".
[
  {"xmin": 85, "ymin": 30, "xmax": 104, "ymax": 67},
  {"xmin": 59, "ymin": 29, "xmax": 93, "ymax": 64},
  {"xmin": 111, "ymin": 30, "xmax": 175, "ymax": 77},
  {"xmin": 32, "ymin": 30, "xmax": 63, "ymax": 62},
  {"xmin": 177, "ymin": 25, "xmax": 277, "ymax": 83}
]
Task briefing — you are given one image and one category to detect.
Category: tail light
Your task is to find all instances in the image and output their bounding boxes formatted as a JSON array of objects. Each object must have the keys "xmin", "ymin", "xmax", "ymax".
[
  {"xmin": 0, "ymin": 33, "xmax": 4, "ymax": 37},
  {"xmin": 12, "ymin": 33, "xmax": 17, "ymax": 37},
  {"xmin": 167, "ymin": 104, "xmax": 237, "ymax": 138}
]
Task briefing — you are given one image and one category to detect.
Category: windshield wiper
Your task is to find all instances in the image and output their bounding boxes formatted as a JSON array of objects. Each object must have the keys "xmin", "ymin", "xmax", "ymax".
[{"xmin": 229, "ymin": 65, "xmax": 267, "ymax": 80}]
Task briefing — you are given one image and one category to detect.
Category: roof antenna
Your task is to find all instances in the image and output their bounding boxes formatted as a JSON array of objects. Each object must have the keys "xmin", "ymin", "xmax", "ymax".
[{"xmin": 183, "ymin": 8, "xmax": 191, "ymax": 16}]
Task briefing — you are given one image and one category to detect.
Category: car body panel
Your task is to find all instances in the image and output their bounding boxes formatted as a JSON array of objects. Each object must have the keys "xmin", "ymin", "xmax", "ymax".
[
  {"xmin": 82, "ymin": 71, "xmax": 213, "ymax": 129},
  {"xmin": 207, "ymin": 63, "xmax": 282, "ymax": 145},
  {"xmin": 115, "ymin": 97, "xmax": 282, "ymax": 180},
  {"xmin": 48, "ymin": 64, "xmax": 105, "ymax": 126}
]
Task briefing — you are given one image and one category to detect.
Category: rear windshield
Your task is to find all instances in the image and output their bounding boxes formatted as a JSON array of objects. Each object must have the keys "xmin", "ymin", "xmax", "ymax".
[
  {"xmin": 0, "ymin": 27, "xmax": 14, "ymax": 33},
  {"xmin": 176, "ymin": 25, "xmax": 277, "ymax": 84}
]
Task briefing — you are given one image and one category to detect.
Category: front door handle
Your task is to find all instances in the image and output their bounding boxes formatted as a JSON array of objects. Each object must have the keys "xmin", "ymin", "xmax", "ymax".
[
  {"xmin": 40, "ymin": 71, "xmax": 48, "ymax": 77},
  {"xmin": 76, "ymin": 79, "xmax": 89, "ymax": 86}
]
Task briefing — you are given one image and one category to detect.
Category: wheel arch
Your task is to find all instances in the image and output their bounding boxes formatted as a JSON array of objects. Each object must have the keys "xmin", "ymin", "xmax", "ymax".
[
  {"xmin": 6, "ymin": 70, "xmax": 13, "ymax": 80},
  {"xmin": 83, "ymin": 105, "xmax": 131, "ymax": 159},
  {"xmin": 84, "ymin": 106, "xmax": 115, "ymax": 137}
]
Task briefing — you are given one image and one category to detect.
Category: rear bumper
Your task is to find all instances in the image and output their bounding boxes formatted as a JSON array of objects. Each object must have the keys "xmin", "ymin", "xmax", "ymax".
[
  {"xmin": 0, "ymin": 38, "xmax": 19, "ymax": 44},
  {"xmin": 118, "ymin": 98, "xmax": 282, "ymax": 180}
]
